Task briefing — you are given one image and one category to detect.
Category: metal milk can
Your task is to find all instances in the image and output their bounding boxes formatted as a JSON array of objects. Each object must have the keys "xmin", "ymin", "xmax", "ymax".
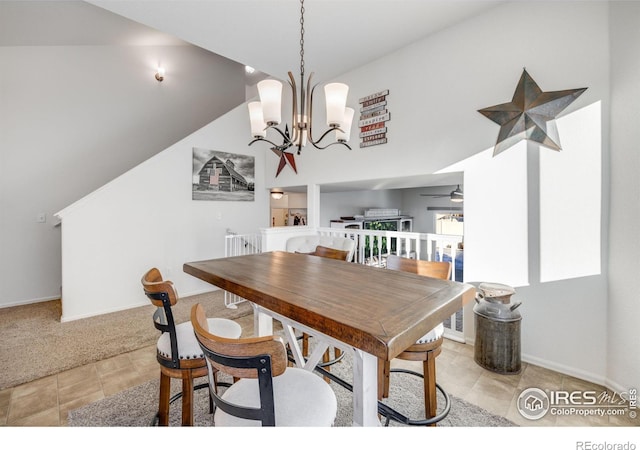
[{"xmin": 473, "ymin": 282, "xmax": 522, "ymax": 374}]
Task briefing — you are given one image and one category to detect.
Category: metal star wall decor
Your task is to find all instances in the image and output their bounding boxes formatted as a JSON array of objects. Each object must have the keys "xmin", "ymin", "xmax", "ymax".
[
  {"xmin": 478, "ymin": 69, "xmax": 587, "ymax": 157},
  {"xmin": 266, "ymin": 125, "xmax": 297, "ymax": 177},
  {"xmin": 272, "ymin": 148, "xmax": 297, "ymax": 177}
]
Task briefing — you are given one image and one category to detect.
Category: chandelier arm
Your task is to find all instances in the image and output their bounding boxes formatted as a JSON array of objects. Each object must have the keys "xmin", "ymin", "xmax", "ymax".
[
  {"xmin": 293, "ymin": 71, "xmax": 312, "ymax": 155},
  {"xmin": 248, "ymin": 136, "xmax": 292, "ymax": 152},
  {"xmin": 288, "ymin": 72, "xmax": 300, "ymax": 144},
  {"xmin": 267, "ymin": 125, "xmax": 294, "ymax": 145},
  {"xmin": 306, "ymin": 74, "xmax": 352, "ymax": 150},
  {"xmin": 309, "ymin": 139, "xmax": 352, "ymax": 151},
  {"xmin": 309, "ymin": 127, "xmax": 346, "ymax": 148},
  {"xmin": 306, "ymin": 73, "xmax": 317, "ymax": 144}
]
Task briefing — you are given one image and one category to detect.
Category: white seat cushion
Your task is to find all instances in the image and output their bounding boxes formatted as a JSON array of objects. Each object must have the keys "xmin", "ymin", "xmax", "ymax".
[
  {"xmin": 157, "ymin": 318, "xmax": 242, "ymax": 360},
  {"xmin": 214, "ymin": 367, "xmax": 337, "ymax": 426},
  {"xmin": 285, "ymin": 235, "xmax": 356, "ymax": 262},
  {"xmin": 415, "ymin": 323, "xmax": 444, "ymax": 344}
]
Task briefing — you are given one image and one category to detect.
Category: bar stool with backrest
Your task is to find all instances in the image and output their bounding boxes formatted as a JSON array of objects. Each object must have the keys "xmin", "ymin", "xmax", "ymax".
[
  {"xmin": 285, "ymin": 234, "xmax": 356, "ymax": 262},
  {"xmin": 141, "ymin": 267, "xmax": 242, "ymax": 426},
  {"xmin": 191, "ymin": 303, "xmax": 337, "ymax": 426},
  {"xmin": 378, "ymin": 255, "xmax": 452, "ymax": 426}
]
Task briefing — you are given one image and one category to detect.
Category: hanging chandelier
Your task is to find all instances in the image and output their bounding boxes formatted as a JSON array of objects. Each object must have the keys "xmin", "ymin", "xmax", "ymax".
[{"xmin": 247, "ymin": 0, "xmax": 354, "ymax": 157}]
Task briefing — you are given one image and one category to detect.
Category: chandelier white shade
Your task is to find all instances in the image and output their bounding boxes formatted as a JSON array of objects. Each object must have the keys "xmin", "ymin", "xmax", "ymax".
[
  {"xmin": 336, "ymin": 107, "xmax": 355, "ymax": 142},
  {"xmin": 257, "ymin": 79, "xmax": 283, "ymax": 126},
  {"xmin": 324, "ymin": 83, "xmax": 349, "ymax": 127},
  {"xmin": 248, "ymin": 101, "xmax": 266, "ymax": 139}
]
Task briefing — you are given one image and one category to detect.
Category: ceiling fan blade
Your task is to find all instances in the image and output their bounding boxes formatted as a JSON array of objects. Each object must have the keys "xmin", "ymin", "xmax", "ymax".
[{"xmin": 420, "ymin": 194, "xmax": 448, "ymax": 197}]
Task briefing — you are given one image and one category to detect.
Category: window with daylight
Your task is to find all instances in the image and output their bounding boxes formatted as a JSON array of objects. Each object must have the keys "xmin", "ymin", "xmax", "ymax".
[{"xmin": 436, "ymin": 101, "xmax": 602, "ymax": 286}]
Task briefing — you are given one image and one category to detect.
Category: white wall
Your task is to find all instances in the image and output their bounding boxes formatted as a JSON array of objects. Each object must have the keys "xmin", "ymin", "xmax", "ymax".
[
  {"xmin": 608, "ymin": 1, "xmax": 640, "ymax": 390},
  {"xmin": 264, "ymin": 2, "xmax": 613, "ymax": 385},
  {"xmin": 56, "ymin": 103, "xmax": 267, "ymax": 321},
  {"xmin": 0, "ymin": 43, "xmax": 246, "ymax": 308},
  {"xmin": 265, "ymin": 2, "xmax": 606, "ymax": 190}
]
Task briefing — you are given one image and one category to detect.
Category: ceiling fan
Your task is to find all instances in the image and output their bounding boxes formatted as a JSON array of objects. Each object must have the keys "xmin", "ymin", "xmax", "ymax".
[
  {"xmin": 437, "ymin": 213, "xmax": 464, "ymax": 222},
  {"xmin": 420, "ymin": 185, "xmax": 464, "ymax": 202}
]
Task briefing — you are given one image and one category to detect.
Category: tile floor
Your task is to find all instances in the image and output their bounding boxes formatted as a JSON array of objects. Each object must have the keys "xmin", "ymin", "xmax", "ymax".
[{"xmin": 0, "ymin": 314, "xmax": 637, "ymax": 427}]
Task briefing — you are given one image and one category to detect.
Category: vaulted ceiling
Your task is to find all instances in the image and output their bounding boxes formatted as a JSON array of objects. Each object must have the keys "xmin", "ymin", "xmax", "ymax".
[
  {"xmin": 86, "ymin": 0, "xmax": 505, "ymax": 81},
  {"xmin": 2, "ymin": 0, "xmax": 505, "ymax": 82},
  {"xmin": 1, "ymin": 0, "xmax": 503, "ymax": 192},
  {"xmin": 79, "ymin": 0, "xmax": 502, "ymax": 191}
]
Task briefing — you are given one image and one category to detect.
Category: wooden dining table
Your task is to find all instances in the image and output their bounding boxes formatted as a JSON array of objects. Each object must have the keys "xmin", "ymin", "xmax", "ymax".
[{"xmin": 183, "ymin": 251, "xmax": 475, "ymax": 427}]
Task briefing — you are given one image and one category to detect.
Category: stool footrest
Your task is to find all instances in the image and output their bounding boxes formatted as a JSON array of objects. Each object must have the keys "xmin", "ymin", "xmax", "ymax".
[
  {"xmin": 311, "ymin": 364, "xmax": 451, "ymax": 427},
  {"xmin": 380, "ymin": 368, "xmax": 451, "ymax": 426}
]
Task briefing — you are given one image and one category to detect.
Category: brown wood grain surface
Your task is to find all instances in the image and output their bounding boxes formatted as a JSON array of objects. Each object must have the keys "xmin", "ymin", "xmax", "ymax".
[{"xmin": 184, "ymin": 251, "xmax": 475, "ymax": 361}]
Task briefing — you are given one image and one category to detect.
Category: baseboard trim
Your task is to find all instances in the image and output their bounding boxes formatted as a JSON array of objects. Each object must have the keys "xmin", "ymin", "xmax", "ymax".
[
  {"xmin": 603, "ymin": 378, "xmax": 630, "ymax": 394},
  {"xmin": 0, "ymin": 295, "xmax": 60, "ymax": 309},
  {"xmin": 60, "ymin": 300, "xmax": 149, "ymax": 322},
  {"xmin": 443, "ymin": 332, "xmax": 466, "ymax": 344},
  {"xmin": 520, "ymin": 353, "xmax": 608, "ymax": 387},
  {"xmin": 464, "ymin": 337, "xmax": 611, "ymax": 389},
  {"xmin": 60, "ymin": 288, "xmax": 222, "ymax": 322},
  {"xmin": 180, "ymin": 287, "xmax": 221, "ymax": 298}
]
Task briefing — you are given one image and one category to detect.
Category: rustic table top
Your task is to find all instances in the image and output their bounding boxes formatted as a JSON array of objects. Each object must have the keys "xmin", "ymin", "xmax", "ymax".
[{"xmin": 184, "ymin": 251, "xmax": 475, "ymax": 361}]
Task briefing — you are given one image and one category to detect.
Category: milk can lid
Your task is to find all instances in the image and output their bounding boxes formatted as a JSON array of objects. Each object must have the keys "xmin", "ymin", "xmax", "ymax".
[{"xmin": 478, "ymin": 282, "xmax": 516, "ymax": 298}]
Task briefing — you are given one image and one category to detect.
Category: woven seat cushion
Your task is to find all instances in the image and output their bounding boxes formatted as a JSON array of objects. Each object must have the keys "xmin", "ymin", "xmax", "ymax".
[
  {"xmin": 214, "ymin": 367, "xmax": 337, "ymax": 426},
  {"xmin": 157, "ymin": 318, "xmax": 242, "ymax": 360},
  {"xmin": 415, "ymin": 323, "xmax": 444, "ymax": 344}
]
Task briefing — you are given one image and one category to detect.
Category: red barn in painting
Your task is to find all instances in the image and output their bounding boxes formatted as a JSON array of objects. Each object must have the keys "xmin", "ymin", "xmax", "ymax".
[{"xmin": 197, "ymin": 156, "xmax": 249, "ymax": 192}]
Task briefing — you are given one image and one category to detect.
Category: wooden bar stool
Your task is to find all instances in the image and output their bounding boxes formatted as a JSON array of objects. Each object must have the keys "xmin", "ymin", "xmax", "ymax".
[
  {"xmin": 191, "ymin": 303, "xmax": 337, "ymax": 426},
  {"xmin": 142, "ymin": 267, "xmax": 242, "ymax": 426},
  {"xmin": 377, "ymin": 255, "xmax": 452, "ymax": 426}
]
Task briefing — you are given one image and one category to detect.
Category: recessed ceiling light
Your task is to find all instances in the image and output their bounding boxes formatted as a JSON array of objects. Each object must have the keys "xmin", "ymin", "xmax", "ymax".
[{"xmin": 245, "ymin": 65, "xmax": 255, "ymax": 74}]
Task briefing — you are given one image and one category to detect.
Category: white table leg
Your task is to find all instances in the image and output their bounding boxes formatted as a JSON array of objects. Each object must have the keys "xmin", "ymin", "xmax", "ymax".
[
  {"xmin": 351, "ymin": 349, "xmax": 381, "ymax": 427},
  {"xmin": 282, "ymin": 325, "xmax": 305, "ymax": 367},
  {"xmin": 303, "ymin": 340, "xmax": 330, "ymax": 371},
  {"xmin": 252, "ymin": 303, "xmax": 273, "ymax": 336},
  {"xmin": 283, "ymin": 325, "xmax": 331, "ymax": 370}
]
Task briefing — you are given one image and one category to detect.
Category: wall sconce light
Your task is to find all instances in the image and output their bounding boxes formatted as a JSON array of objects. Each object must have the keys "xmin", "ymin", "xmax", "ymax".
[
  {"xmin": 270, "ymin": 189, "xmax": 284, "ymax": 200},
  {"xmin": 155, "ymin": 67, "xmax": 165, "ymax": 82}
]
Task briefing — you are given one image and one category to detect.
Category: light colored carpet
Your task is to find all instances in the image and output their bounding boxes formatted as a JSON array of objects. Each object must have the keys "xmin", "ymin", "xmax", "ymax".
[
  {"xmin": 68, "ymin": 352, "xmax": 516, "ymax": 427},
  {"xmin": 0, "ymin": 290, "xmax": 252, "ymax": 390}
]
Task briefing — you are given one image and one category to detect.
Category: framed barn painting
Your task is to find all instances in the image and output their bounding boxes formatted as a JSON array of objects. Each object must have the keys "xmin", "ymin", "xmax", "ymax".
[{"xmin": 192, "ymin": 148, "xmax": 255, "ymax": 201}]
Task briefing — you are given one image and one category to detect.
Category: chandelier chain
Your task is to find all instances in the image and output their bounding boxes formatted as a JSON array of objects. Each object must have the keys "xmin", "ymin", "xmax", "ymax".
[{"xmin": 299, "ymin": 0, "xmax": 305, "ymax": 78}]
